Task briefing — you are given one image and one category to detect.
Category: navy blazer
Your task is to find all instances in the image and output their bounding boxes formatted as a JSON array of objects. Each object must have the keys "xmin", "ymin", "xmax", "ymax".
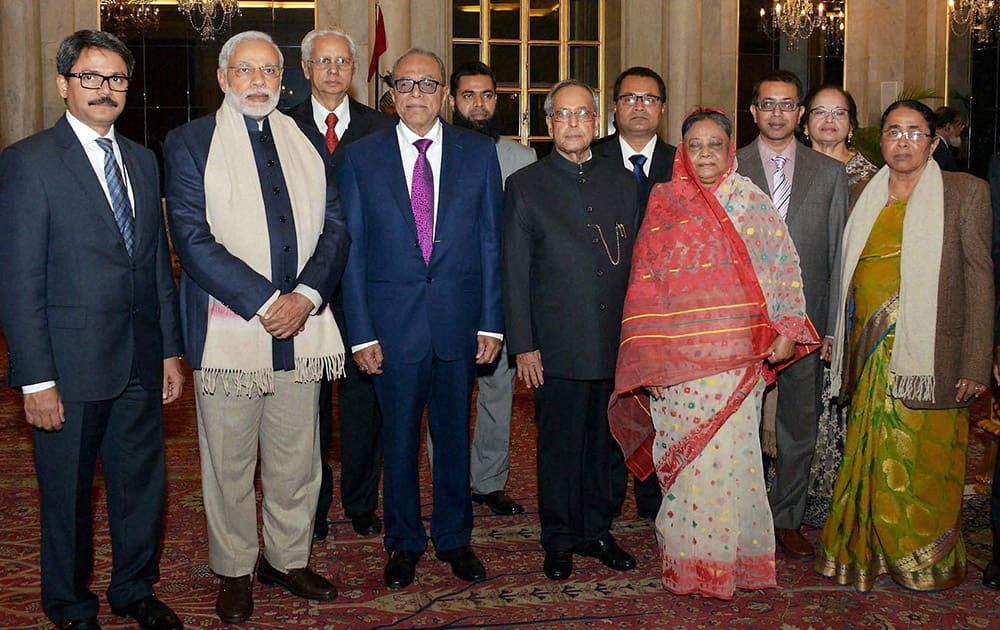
[
  {"xmin": 0, "ymin": 115, "xmax": 182, "ymax": 401},
  {"xmin": 339, "ymin": 122, "xmax": 504, "ymax": 362},
  {"xmin": 163, "ymin": 113, "xmax": 349, "ymax": 368}
]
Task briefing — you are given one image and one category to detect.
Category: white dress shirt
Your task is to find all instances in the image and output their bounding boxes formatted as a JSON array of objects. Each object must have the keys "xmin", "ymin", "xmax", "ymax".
[
  {"xmin": 310, "ymin": 95, "xmax": 351, "ymax": 139},
  {"xmin": 618, "ymin": 134, "xmax": 656, "ymax": 176}
]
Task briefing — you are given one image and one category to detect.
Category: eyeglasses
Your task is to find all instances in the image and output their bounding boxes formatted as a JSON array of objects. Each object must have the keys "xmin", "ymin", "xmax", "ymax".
[
  {"xmin": 809, "ymin": 107, "xmax": 849, "ymax": 120},
  {"xmin": 617, "ymin": 93, "xmax": 662, "ymax": 107},
  {"xmin": 685, "ymin": 139, "xmax": 727, "ymax": 154},
  {"xmin": 228, "ymin": 64, "xmax": 282, "ymax": 78},
  {"xmin": 549, "ymin": 108, "xmax": 595, "ymax": 123},
  {"xmin": 882, "ymin": 128, "xmax": 930, "ymax": 142},
  {"xmin": 306, "ymin": 56, "xmax": 354, "ymax": 71},
  {"xmin": 755, "ymin": 99, "xmax": 800, "ymax": 112},
  {"xmin": 64, "ymin": 72, "xmax": 130, "ymax": 92},
  {"xmin": 394, "ymin": 78, "xmax": 442, "ymax": 94}
]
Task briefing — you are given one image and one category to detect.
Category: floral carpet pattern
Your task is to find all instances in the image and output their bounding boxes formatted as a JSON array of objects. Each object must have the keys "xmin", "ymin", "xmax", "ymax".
[{"xmin": 1, "ymin": 341, "xmax": 999, "ymax": 628}]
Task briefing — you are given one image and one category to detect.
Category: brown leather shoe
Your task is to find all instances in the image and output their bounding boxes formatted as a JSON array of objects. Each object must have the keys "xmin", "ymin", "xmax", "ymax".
[
  {"xmin": 216, "ymin": 574, "xmax": 253, "ymax": 625},
  {"xmin": 774, "ymin": 528, "xmax": 814, "ymax": 560},
  {"xmin": 256, "ymin": 557, "xmax": 336, "ymax": 600}
]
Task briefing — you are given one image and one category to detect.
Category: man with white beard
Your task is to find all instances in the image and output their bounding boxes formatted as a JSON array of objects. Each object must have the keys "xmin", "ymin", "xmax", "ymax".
[{"xmin": 164, "ymin": 31, "xmax": 349, "ymax": 625}]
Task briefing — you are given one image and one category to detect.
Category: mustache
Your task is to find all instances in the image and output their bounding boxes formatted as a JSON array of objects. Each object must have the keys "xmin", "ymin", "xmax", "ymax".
[{"xmin": 88, "ymin": 96, "xmax": 119, "ymax": 107}]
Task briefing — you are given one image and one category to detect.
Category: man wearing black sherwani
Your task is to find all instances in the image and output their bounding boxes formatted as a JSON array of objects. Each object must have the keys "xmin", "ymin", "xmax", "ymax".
[{"xmin": 503, "ymin": 79, "xmax": 641, "ymax": 581}]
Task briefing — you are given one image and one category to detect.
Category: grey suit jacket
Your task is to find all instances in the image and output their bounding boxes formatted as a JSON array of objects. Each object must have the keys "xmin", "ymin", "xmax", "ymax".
[
  {"xmin": 496, "ymin": 137, "xmax": 536, "ymax": 185},
  {"xmin": 736, "ymin": 139, "xmax": 849, "ymax": 337}
]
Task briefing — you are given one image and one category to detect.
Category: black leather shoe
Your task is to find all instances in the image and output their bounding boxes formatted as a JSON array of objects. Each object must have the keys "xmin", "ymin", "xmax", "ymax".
[
  {"xmin": 215, "ymin": 575, "xmax": 253, "ymax": 625},
  {"xmin": 543, "ymin": 550, "xmax": 573, "ymax": 580},
  {"xmin": 984, "ymin": 560, "xmax": 1000, "ymax": 589},
  {"xmin": 58, "ymin": 618, "xmax": 101, "ymax": 630},
  {"xmin": 256, "ymin": 557, "xmax": 336, "ymax": 601},
  {"xmin": 436, "ymin": 546, "xmax": 486, "ymax": 583},
  {"xmin": 472, "ymin": 490, "xmax": 525, "ymax": 516},
  {"xmin": 385, "ymin": 550, "xmax": 421, "ymax": 589},
  {"xmin": 574, "ymin": 535, "xmax": 636, "ymax": 571},
  {"xmin": 312, "ymin": 519, "xmax": 329, "ymax": 542},
  {"xmin": 113, "ymin": 594, "xmax": 183, "ymax": 630},
  {"xmin": 350, "ymin": 511, "xmax": 382, "ymax": 536}
]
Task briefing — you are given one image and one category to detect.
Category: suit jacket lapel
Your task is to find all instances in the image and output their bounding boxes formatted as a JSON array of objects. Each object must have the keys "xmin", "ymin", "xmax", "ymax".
[
  {"xmin": 435, "ymin": 124, "xmax": 460, "ymax": 253},
  {"xmin": 386, "ymin": 131, "xmax": 417, "ymax": 237},
  {"xmin": 340, "ymin": 99, "xmax": 366, "ymax": 147},
  {"xmin": 54, "ymin": 117, "xmax": 129, "ymax": 254},
  {"xmin": 788, "ymin": 141, "xmax": 816, "ymax": 221},
  {"xmin": 738, "ymin": 139, "xmax": 769, "ymax": 194},
  {"xmin": 650, "ymin": 138, "xmax": 673, "ymax": 182}
]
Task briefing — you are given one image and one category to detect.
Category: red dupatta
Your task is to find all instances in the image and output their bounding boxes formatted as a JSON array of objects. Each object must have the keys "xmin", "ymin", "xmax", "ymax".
[{"xmin": 608, "ymin": 108, "xmax": 819, "ymax": 482}]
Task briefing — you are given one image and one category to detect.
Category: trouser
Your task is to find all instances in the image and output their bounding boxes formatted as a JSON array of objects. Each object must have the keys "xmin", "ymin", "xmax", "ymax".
[{"xmin": 194, "ymin": 370, "xmax": 321, "ymax": 576}]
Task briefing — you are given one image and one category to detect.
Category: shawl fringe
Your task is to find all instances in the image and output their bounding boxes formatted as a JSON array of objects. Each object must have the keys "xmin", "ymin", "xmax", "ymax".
[
  {"xmin": 295, "ymin": 353, "xmax": 345, "ymax": 383},
  {"xmin": 200, "ymin": 367, "xmax": 275, "ymax": 398},
  {"xmin": 890, "ymin": 373, "xmax": 935, "ymax": 402}
]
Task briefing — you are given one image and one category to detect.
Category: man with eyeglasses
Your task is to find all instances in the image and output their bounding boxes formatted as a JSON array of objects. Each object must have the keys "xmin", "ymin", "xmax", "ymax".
[
  {"xmin": 423, "ymin": 60, "xmax": 536, "ymax": 519},
  {"xmin": 736, "ymin": 69, "xmax": 849, "ymax": 562},
  {"xmin": 0, "ymin": 29, "xmax": 184, "ymax": 629},
  {"xmin": 338, "ymin": 49, "xmax": 504, "ymax": 590},
  {"xmin": 284, "ymin": 28, "xmax": 393, "ymax": 545},
  {"xmin": 164, "ymin": 31, "xmax": 349, "ymax": 624},
  {"xmin": 504, "ymin": 79, "xmax": 641, "ymax": 581},
  {"xmin": 593, "ymin": 66, "xmax": 675, "ymax": 521}
]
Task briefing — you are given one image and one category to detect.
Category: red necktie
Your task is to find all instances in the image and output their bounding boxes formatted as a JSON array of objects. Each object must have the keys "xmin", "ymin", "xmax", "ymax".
[{"xmin": 325, "ymin": 112, "xmax": 339, "ymax": 154}]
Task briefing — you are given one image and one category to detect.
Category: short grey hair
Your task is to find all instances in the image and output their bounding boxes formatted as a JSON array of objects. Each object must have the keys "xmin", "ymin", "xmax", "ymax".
[
  {"xmin": 543, "ymin": 79, "xmax": 598, "ymax": 116},
  {"xmin": 218, "ymin": 30, "xmax": 283, "ymax": 70},
  {"xmin": 391, "ymin": 48, "xmax": 446, "ymax": 84},
  {"xmin": 300, "ymin": 28, "xmax": 357, "ymax": 62}
]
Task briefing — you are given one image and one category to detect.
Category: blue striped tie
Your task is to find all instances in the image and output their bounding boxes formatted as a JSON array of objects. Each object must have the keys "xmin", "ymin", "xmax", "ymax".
[
  {"xmin": 96, "ymin": 137, "xmax": 135, "ymax": 256},
  {"xmin": 771, "ymin": 154, "xmax": 791, "ymax": 219}
]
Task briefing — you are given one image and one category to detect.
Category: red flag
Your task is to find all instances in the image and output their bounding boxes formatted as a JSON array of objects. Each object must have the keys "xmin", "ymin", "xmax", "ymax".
[{"xmin": 368, "ymin": 3, "xmax": 387, "ymax": 82}]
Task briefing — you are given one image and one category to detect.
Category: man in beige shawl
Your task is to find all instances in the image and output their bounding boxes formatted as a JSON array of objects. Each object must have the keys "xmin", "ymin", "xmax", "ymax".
[{"xmin": 164, "ymin": 31, "xmax": 349, "ymax": 625}]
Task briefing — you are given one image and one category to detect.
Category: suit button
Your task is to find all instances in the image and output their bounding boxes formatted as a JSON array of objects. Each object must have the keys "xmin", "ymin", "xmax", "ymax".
[
  {"xmin": 596, "ymin": 268, "xmax": 604, "ymax": 277},
  {"xmin": 586, "ymin": 206, "xmax": 594, "ymax": 213},
  {"xmin": 599, "ymin": 303, "xmax": 607, "ymax": 311},
  {"xmin": 132, "ymin": 308, "xmax": 139, "ymax": 314},
  {"xmin": 578, "ymin": 178, "xmax": 586, "ymax": 184},
  {"xmin": 413, "ymin": 241, "xmax": 420, "ymax": 248},
  {"xmin": 283, "ymin": 245, "xmax": 291, "ymax": 252},
  {"xmin": 279, "ymin": 215, "xmax": 287, "ymax": 223},
  {"xmin": 272, "ymin": 186, "xmax": 281, "ymax": 195},
  {"xmin": 426, "ymin": 276, "xmax": 433, "ymax": 283},
  {"xmin": 267, "ymin": 159, "xmax": 275, "ymax": 167},
  {"xmin": 592, "ymin": 237, "xmax": 599, "ymax": 244}
]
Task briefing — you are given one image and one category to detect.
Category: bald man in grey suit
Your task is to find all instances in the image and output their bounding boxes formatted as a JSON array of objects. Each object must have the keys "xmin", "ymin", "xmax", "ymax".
[{"xmin": 736, "ymin": 70, "xmax": 848, "ymax": 560}]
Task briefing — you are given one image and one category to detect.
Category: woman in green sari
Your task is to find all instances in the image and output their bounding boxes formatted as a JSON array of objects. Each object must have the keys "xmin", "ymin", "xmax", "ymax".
[{"xmin": 816, "ymin": 100, "xmax": 994, "ymax": 592}]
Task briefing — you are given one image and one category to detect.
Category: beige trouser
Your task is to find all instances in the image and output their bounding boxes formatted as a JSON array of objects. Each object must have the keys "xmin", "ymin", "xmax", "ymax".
[{"xmin": 194, "ymin": 370, "xmax": 321, "ymax": 577}]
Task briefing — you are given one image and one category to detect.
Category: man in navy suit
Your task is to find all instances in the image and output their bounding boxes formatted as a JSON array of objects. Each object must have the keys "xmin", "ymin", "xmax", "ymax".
[
  {"xmin": 0, "ymin": 30, "xmax": 184, "ymax": 630},
  {"xmin": 164, "ymin": 31, "xmax": 348, "ymax": 624},
  {"xmin": 339, "ymin": 48, "xmax": 504, "ymax": 589},
  {"xmin": 284, "ymin": 28, "xmax": 393, "ymax": 542}
]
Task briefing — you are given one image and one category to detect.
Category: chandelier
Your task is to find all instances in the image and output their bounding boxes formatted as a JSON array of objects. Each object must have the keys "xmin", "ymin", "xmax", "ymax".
[
  {"xmin": 949, "ymin": 0, "xmax": 1000, "ymax": 45},
  {"xmin": 759, "ymin": 1, "xmax": 828, "ymax": 49},
  {"xmin": 100, "ymin": 0, "xmax": 159, "ymax": 37},
  {"xmin": 177, "ymin": 0, "xmax": 241, "ymax": 41}
]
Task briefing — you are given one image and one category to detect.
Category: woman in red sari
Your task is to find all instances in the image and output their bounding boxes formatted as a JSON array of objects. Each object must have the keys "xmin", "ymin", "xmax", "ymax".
[{"xmin": 609, "ymin": 108, "xmax": 819, "ymax": 599}]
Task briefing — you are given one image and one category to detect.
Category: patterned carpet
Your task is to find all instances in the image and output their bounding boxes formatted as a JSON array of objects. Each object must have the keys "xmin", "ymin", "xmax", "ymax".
[{"xmin": 2, "ymin": 339, "xmax": 1000, "ymax": 628}]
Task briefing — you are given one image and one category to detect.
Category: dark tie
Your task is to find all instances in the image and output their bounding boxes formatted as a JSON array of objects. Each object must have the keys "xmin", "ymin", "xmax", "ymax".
[
  {"xmin": 412, "ymin": 138, "xmax": 434, "ymax": 265},
  {"xmin": 95, "ymin": 137, "xmax": 135, "ymax": 256},
  {"xmin": 629, "ymin": 153, "xmax": 648, "ymax": 198},
  {"xmin": 325, "ymin": 112, "xmax": 340, "ymax": 154}
]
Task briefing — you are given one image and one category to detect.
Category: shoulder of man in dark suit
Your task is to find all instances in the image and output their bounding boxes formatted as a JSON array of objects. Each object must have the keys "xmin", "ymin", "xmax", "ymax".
[
  {"xmin": 346, "ymin": 97, "xmax": 394, "ymax": 134},
  {"xmin": 591, "ymin": 132, "xmax": 621, "ymax": 159}
]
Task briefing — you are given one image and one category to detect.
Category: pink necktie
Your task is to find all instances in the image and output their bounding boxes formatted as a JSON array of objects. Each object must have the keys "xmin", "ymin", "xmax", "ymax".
[{"xmin": 412, "ymin": 138, "xmax": 434, "ymax": 265}]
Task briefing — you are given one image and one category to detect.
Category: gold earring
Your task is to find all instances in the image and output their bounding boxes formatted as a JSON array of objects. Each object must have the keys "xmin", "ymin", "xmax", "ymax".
[{"xmin": 847, "ymin": 129, "xmax": 854, "ymax": 146}]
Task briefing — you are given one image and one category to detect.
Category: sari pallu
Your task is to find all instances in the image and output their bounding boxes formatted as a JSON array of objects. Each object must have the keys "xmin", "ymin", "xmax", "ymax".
[{"xmin": 816, "ymin": 199, "xmax": 968, "ymax": 592}]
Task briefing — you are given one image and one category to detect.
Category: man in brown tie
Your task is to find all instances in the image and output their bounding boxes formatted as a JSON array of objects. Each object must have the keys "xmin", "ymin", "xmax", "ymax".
[{"xmin": 285, "ymin": 28, "xmax": 393, "ymax": 542}]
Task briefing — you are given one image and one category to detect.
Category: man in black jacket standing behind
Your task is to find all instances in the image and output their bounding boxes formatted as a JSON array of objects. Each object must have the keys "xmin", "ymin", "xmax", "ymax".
[
  {"xmin": 504, "ymin": 79, "xmax": 640, "ymax": 582},
  {"xmin": 286, "ymin": 27, "xmax": 394, "ymax": 541},
  {"xmin": 592, "ymin": 66, "xmax": 675, "ymax": 520}
]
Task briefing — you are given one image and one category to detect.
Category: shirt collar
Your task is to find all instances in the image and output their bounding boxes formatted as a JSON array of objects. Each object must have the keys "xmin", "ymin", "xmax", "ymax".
[
  {"xmin": 618, "ymin": 134, "xmax": 656, "ymax": 161},
  {"xmin": 311, "ymin": 94, "xmax": 351, "ymax": 120},
  {"xmin": 65, "ymin": 110, "xmax": 116, "ymax": 145},
  {"xmin": 397, "ymin": 118, "xmax": 443, "ymax": 146}
]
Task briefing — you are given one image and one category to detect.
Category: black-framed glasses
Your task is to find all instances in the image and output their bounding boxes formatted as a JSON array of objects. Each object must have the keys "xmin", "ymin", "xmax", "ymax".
[
  {"xmin": 227, "ymin": 64, "xmax": 282, "ymax": 78},
  {"xmin": 548, "ymin": 108, "xmax": 595, "ymax": 123},
  {"xmin": 756, "ymin": 99, "xmax": 799, "ymax": 112},
  {"xmin": 306, "ymin": 56, "xmax": 354, "ymax": 71},
  {"xmin": 882, "ymin": 128, "xmax": 931, "ymax": 142},
  {"xmin": 617, "ymin": 93, "xmax": 662, "ymax": 107},
  {"xmin": 64, "ymin": 72, "xmax": 130, "ymax": 92},
  {"xmin": 394, "ymin": 78, "xmax": 442, "ymax": 94}
]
